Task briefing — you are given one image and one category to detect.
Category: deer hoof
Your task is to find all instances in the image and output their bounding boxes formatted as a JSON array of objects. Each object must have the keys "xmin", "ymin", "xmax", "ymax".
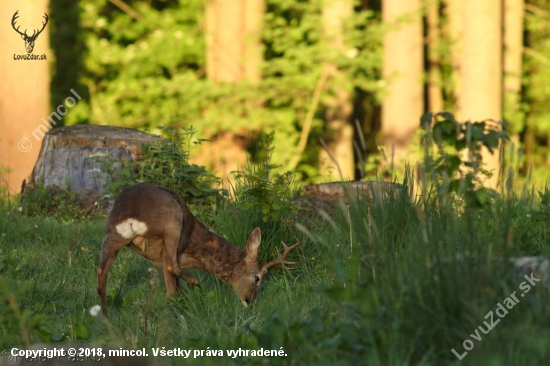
[{"xmin": 186, "ymin": 278, "xmax": 200, "ymax": 288}]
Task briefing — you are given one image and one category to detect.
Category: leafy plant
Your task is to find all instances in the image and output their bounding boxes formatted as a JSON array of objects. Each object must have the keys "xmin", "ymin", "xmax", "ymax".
[
  {"xmin": 97, "ymin": 126, "xmax": 227, "ymax": 204},
  {"xmin": 420, "ymin": 112, "xmax": 510, "ymax": 208},
  {"xmin": 231, "ymin": 132, "xmax": 302, "ymax": 225}
]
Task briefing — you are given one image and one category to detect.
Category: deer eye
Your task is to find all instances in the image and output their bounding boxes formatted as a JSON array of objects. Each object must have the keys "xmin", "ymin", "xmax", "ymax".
[{"xmin": 254, "ymin": 275, "xmax": 260, "ymax": 283}]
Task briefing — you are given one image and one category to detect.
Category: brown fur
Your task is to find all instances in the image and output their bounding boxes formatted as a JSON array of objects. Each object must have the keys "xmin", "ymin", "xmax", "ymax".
[{"xmin": 97, "ymin": 183, "xmax": 298, "ymax": 317}]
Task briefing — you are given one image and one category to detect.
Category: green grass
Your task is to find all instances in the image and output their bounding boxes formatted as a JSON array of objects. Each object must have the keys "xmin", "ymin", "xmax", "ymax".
[{"xmin": 1, "ymin": 180, "xmax": 550, "ymax": 365}]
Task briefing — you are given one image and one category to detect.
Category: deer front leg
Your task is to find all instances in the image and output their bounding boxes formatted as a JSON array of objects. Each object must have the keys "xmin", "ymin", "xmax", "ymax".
[
  {"xmin": 161, "ymin": 263, "xmax": 179, "ymax": 297},
  {"xmin": 162, "ymin": 233, "xmax": 199, "ymax": 296},
  {"xmin": 161, "ymin": 264, "xmax": 199, "ymax": 296},
  {"xmin": 161, "ymin": 256, "xmax": 200, "ymax": 295},
  {"xmin": 181, "ymin": 271, "xmax": 199, "ymax": 287}
]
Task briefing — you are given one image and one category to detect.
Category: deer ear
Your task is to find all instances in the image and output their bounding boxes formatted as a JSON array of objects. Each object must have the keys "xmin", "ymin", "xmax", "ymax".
[{"xmin": 244, "ymin": 227, "xmax": 261, "ymax": 259}]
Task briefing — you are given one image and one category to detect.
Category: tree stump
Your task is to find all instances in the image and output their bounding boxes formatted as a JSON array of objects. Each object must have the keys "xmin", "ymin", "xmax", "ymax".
[{"xmin": 28, "ymin": 125, "xmax": 165, "ymax": 212}]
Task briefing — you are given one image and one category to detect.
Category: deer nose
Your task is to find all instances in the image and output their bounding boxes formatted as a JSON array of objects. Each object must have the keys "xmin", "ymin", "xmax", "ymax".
[{"xmin": 242, "ymin": 299, "xmax": 249, "ymax": 307}]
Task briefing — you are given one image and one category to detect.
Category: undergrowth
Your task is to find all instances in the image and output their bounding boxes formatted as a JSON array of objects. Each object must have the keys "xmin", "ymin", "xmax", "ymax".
[{"xmin": 18, "ymin": 182, "xmax": 103, "ymax": 222}]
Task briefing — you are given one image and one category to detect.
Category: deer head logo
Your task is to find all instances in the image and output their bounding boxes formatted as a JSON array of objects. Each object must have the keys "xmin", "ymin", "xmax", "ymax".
[{"xmin": 11, "ymin": 10, "xmax": 49, "ymax": 54}]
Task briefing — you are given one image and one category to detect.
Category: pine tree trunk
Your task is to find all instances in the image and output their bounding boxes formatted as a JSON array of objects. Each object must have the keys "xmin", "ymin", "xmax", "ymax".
[
  {"xmin": 445, "ymin": 0, "xmax": 463, "ymax": 109},
  {"xmin": 427, "ymin": 0, "xmax": 443, "ymax": 113},
  {"xmin": 243, "ymin": 0, "xmax": 265, "ymax": 83},
  {"xmin": 319, "ymin": 0, "xmax": 355, "ymax": 181},
  {"xmin": 206, "ymin": 0, "xmax": 244, "ymax": 82},
  {"xmin": 381, "ymin": 0, "xmax": 424, "ymax": 170},
  {"xmin": 0, "ymin": 0, "xmax": 50, "ymax": 194},
  {"xmin": 203, "ymin": 0, "xmax": 265, "ymax": 184},
  {"xmin": 457, "ymin": 0, "xmax": 503, "ymax": 188},
  {"xmin": 205, "ymin": 0, "xmax": 264, "ymax": 83},
  {"xmin": 503, "ymin": 0, "xmax": 525, "ymax": 134}
]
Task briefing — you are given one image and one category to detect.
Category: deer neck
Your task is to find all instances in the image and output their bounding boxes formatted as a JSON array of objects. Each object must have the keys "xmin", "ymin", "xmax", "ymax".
[{"xmin": 179, "ymin": 219, "xmax": 246, "ymax": 282}]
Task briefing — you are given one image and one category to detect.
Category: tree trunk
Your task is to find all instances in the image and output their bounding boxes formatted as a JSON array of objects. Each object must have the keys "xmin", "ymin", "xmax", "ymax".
[
  {"xmin": 243, "ymin": 0, "xmax": 265, "ymax": 83},
  {"xmin": 427, "ymin": 0, "xmax": 443, "ymax": 113},
  {"xmin": 318, "ymin": 0, "xmax": 355, "ymax": 181},
  {"xmin": 503, "ymin": 0, "xmax": 525, "ymax": 135},
  {"xmin": 456, "ymin": 0, "xmax": 503, "ymax": 188},
  {"xmin": 445, "ymin": 0, "xmax": 463, "ymax": 110},
  {"xmin": 205, "ymin": 0, "xmax": 264, "ymax": 83},
  {"xmin": 0, "ymin": 0, "xmax": 50, "ymax": 194},
  {"xmin": 204, "ymin": 0, "xmax": 264, "ymax": 185},
  {"xmin": 381, "ymin": 0, "xmax": 424, "ymax": 171}
]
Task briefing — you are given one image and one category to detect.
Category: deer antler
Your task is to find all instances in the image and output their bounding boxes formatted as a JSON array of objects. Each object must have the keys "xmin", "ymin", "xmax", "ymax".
[
  {"xmin": 11, "ymin": 11, "xmax": 49, "ymax": 39},
  {"xmin": 32, "ymin": 13, "xmax": 49, "ymax": 38},
  {"xmin": 11, "ymin": 11, "xmax": 25, "ymax": 37},
  {"xmin": 263, "ymin": 242, "xmax": 301, "ymax": 270},
  {"xmin": 37, "ymin": 13, "xmax": 50, "ymax": 35}
]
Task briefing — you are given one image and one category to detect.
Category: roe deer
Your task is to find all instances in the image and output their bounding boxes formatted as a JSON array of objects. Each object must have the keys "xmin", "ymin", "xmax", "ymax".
[{"xmin": 97, "ymin": 183, "xmax": 299, "ymax": 317}]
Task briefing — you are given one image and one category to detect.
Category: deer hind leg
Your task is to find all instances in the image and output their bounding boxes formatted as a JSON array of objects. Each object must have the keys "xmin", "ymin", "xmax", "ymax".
[{"xmin": 97, "ymin": 234, "xmax": 129, "ymax": 317}]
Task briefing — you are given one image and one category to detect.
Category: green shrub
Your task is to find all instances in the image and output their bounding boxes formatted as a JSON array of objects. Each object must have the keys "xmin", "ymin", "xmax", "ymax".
[
  {"xmin": 420, "ymin": 112, "xmax": 509, "ymax": 208},
  {"xmin": 98, "ymin": 126, "xmax": 226, "ymax": 205},
  {"xmin": 19, "ymin": 182, "xmax": 100, "ymax": 221}
]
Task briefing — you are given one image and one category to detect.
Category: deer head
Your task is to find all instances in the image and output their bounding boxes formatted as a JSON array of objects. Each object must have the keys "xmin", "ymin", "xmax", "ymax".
[
  {"xmin": 229, "ymin": 228, "xmax": 300, "ymax": 307},
  {"xmin": 12, "ymin": 11, "xmax": 49, "ymax": 54}
]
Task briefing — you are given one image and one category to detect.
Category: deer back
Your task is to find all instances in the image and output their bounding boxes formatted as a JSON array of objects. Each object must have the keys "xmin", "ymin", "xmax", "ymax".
[{"xmin": 106, "ymin": 183, "xmax": 193, "ymax": 260}]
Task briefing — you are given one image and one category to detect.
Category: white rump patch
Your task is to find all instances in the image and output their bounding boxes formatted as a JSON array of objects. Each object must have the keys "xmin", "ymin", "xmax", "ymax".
[{"xmin": 115, "ymin": 218, "xmax": 148, "ymax": 239}]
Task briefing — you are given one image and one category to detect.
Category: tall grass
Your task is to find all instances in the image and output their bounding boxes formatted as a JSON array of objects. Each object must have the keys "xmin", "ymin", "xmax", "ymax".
[{"xmin": 288, "ymin": 173, "xmax": 550, "ymax": 365}]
